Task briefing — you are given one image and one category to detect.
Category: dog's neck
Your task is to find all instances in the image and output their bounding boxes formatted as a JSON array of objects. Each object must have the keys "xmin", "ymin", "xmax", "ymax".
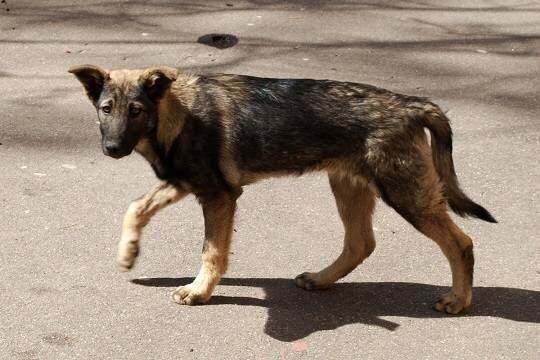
[
  {"xmin": 154, "ymin": 74, "xmax": 198, "ymax": 152},
  {"xmin": 155, "ymin": 94, "xmax": 185, "ymax": 154},
  {"xmin": 134, "ymin": 85, "xmax": 194, "ymax": 180}
]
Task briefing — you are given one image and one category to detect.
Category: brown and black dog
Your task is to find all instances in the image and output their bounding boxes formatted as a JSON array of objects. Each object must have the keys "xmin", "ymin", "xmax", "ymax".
[{"xmin": 69, "ymin": 64, "xmax": 496, "ymax": 314}]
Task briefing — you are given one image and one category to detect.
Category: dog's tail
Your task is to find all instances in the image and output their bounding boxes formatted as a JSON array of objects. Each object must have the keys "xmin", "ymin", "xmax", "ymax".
[{"xmin": 414, "ymin": 102, "xmax": 497, "ymax": 223}]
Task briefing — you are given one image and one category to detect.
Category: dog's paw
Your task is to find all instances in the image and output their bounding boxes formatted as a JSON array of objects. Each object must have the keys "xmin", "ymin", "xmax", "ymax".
[
  {"xmin": 116, "ymin": 241, "xmax": 139, "ymax": 272},
  {"xmin": 434, "ymin": 291, "xmax": 470, "ymax": 315},
  {"xmin": 294, "ymin": 272, "xmax": 330, "ymax": 290},
  {"xmin": 171, "ymin": 285, "xmax": 210, "ymax": 305}
]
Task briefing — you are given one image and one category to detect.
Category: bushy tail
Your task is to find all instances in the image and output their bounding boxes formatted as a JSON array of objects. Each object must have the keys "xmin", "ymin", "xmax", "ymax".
[{"xmin": 418, "ymin": 104, "xmax": 497, "ymax": 223}]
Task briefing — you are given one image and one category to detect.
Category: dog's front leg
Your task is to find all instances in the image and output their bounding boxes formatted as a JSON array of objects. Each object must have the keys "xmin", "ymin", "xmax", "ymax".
[
  {"xmin": 117, "ymin": 182, "xmax": 188, "ymax": 271},
  {"xmin": 171, "ymin": 191, "xmax": 237, "ymax": 305}
]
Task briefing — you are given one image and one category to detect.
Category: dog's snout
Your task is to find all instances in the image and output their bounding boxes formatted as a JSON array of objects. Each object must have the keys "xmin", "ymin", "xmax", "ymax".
[
  {"xmin": 104, "ymin": 141, "xmax": 121, "ymax": 154},
  {"xmin": 103, "ymin": 138, "xmax": 133, "ymax": 159},
  {"xmin": 103, "ymin": 140, "xmax": 126, "ymax": 158}
]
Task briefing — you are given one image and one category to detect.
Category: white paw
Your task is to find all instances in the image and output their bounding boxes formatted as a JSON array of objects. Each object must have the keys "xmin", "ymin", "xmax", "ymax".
[{"xmin": 171, "ymin": 284, "xmax": 210, "ymax": 305}]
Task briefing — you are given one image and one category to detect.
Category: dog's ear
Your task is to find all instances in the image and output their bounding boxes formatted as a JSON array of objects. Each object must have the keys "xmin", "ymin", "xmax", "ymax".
[
  {"xmin": 68, "ymin": 64, "xmax": 109, "ymax": 104},
  {"xmin": 139, "ymin": 66, "xmax": 178, "ymax": 101}
]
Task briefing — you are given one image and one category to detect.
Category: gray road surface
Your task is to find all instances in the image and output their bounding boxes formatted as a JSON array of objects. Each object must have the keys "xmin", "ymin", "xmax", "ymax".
[{"xmin": 1, "ymin": 1, "xmax": 539, "ymax": 359}]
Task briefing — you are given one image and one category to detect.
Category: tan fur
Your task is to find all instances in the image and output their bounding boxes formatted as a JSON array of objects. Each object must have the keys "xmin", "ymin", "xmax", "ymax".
[
  {"xmin": 418, "ymin": 215, "xmax": 474, "ymax": 314},
  {"xmin": 413, "ymin": 137, "xmax": 474, "ymax": 313},
  {"xmin": 109, "ymin": 69, "xmax": 143, "ymax": 90},
  {"xmin": 377, "ymin": 134, "xmax": 473, "ymax": 313},
  {"xmin": 156, "ymin": 73, "xmax": 199, "ymax": 152},
  {"xmin": 156, "ymin": 95, "xmax": 186, "ymax": 153},
  {"xmin": 171, "ymin": 192, "xmax": 237, "ymax": 305},
  {"xmin": 118, "ymin": 182, "xmax": 188, "ymax": 271},
  {"xmin": 134, "ymin": 138, "xmax": 159, "ymax": 165},
  {"xmin": 296, "ymin": 173, "xmax": 376, "ymax": 289}
]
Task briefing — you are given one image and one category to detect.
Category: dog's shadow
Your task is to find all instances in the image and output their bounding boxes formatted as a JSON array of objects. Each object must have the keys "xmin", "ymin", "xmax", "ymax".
[{"xmin": 131, "ymin": 277, "xmax": 539, "ymax": 341}]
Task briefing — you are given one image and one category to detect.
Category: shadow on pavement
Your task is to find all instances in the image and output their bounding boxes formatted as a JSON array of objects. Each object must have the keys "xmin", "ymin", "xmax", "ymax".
[{"xmin": 132, "ymin": 277, "xmax": 540, "ymax": 341}]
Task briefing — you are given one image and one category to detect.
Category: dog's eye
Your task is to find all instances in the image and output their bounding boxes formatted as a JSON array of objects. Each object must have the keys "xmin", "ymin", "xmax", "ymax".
[
  {"xmin": 129, "ymin": 107, "xmax": 142, "ymax": 117},
  {"xmin": 101, "ymin": 105, "xmax": 112, "ymax": 114}
]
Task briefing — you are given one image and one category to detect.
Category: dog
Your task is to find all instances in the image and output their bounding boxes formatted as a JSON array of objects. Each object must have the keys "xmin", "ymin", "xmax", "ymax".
[{"xmin": 69, "ymin": 64, "xmax": 496, "ymax": 314}]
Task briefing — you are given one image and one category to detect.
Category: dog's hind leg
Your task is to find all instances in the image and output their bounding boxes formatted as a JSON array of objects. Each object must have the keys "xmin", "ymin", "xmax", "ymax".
[
  {"xmin": 417, "ymin": 213, "xmax": 474, "ymax": 314},
  {"xmin": 380, "ymin": 183, "xmax": 474, "ymax": 314},
  {"xmin": 373, "ymin": 138, "xmax": 474, "ymax": 314},
  {"xmin": 171, "ymin": 191, "xmax": 237, "ymax": 305},
  {"xmin": 295, "ymin": 173, "xmax": 376, "ymax": 290},
  {"xmin": 117, "ymin": 182, "xmax": 188, "ymax": 271}
]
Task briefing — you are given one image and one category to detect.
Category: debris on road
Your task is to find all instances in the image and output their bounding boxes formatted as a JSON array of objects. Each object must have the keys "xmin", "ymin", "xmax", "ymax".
[
  {"xmin": 197, "ymin": 34, "xmax": 238, "ymax": 49},
  {"xmin": 291, "ymin": 342, "xmax": 308, "ymax": 351}
]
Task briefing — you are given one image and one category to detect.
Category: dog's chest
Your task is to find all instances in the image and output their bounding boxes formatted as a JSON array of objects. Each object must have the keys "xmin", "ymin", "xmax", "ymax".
[
  {"xmin": 134, "ymin": 136, "xmax": 229, "ymax": 196},
  {"xmin": 135, "ymin": 138, "xmax": 169, "ymax": 179}
]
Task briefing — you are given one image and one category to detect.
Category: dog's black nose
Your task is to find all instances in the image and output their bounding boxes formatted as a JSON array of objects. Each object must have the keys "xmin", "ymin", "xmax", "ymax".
[{"xmin": 104, "ymin": 141, "xmax": 122, "ymax": 156}]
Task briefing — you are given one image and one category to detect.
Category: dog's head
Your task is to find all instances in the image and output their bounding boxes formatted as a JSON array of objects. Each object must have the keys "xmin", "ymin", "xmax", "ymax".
[{"xmin": 69, "ymin": 65, "xmax": 178, "ymax": 158}]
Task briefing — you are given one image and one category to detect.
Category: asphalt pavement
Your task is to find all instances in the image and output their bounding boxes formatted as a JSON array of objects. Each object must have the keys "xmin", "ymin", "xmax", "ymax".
[{"xmin": 1, "ymin": 1, "xmax": 539, "ymax": 359}]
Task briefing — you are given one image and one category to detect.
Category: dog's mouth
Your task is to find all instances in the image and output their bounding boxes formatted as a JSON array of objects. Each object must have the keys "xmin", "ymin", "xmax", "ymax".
[
  {"xmin": 102, "ymin": 146, "xmax": 133, "ymax": 159},
  {"xmin": 105, "ymin": 150, "xmax": 132, "ymax": 159}
]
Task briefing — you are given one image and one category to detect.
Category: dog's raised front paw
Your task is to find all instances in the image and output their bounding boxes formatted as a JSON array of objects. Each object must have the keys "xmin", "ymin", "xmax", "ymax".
[{"xmin": 116, "ymin": 241, "xmax": 139, "ymax": 272}]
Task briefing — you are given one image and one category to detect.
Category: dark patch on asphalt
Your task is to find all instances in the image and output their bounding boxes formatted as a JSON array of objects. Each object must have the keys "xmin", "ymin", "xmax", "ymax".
[
  {"xmin": 29, "ymin": 286, "xmax": 60, "ymax": 295},
  {"xmin": 197, "ymin": 34, "xmax": 238, "ymax": 49},
  {"xmin": 41, "ymin": 333, "xmax": 75, "ymax": 346},
  {"xmin": 23, "ymin": 188, "xmax": 36, "ymax": 197},
  {"xmin": 11, "ymin": 349, "xmax": 39, "ymax": 360}
]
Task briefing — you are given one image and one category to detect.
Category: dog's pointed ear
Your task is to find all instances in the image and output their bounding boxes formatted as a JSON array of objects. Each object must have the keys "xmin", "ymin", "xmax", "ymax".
[
  {"xmin": 139, "ymin": 66, "xmax": 178, "ymax": 101},
  {"xmin": 69, "ymin": 64, "xmax": 109, "ymax": 104}
]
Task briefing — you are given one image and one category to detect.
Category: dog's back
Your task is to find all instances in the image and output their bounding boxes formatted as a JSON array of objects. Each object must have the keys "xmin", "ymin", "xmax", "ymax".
[{"xmin": 184, "ymin": 75, "xmax": 424, "ymax": 173}]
